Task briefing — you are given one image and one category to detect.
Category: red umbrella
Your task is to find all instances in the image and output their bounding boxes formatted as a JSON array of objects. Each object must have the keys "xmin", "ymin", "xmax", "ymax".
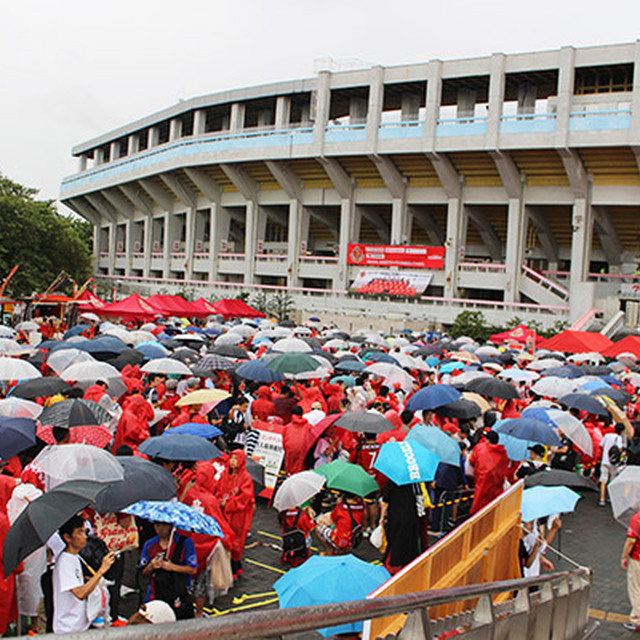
[
  {"xmin": 303, "ymin": 414, "xmax": 347, "ymax": 457},
  {"xmin": 37, "ymin": 424, "xmax": 112, "ymax": 449}
]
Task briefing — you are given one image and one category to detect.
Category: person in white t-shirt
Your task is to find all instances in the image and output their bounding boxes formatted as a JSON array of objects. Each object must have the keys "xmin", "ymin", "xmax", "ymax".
[
  {"xmin": 52, "ymin": 515, "xmax": 115, "ymax": 634},
  {"xmin": 599, "ymin": 423, "xmax": 627, "ymax": 506}
]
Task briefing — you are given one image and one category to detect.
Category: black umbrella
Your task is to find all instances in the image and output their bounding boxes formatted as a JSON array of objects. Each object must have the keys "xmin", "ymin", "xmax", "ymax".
[
  {"xmin": 170, "ymin": 347, "xmax": 201, "ymax": 366},
  {"xmin": 582, "ymin": 365, "xmax": 613, "ymax": 376},
  {"xmin": 28, "ymin": 351, "xmax": 46, "ymax": 370},
  {"xmin": 309, "ymin": 349, "xmax": 337, "ymax": 365},
  {"xmin": 465, "ymin": 377, "xmax": 519, "ymax": 400},
  {"xmin": 335, "ymin": 411, "xmax": 395, "ymax": 434},
  {"xmin": 436, "ymin": 398, "xmax": 481, "ymax": 420},
  {"xmin": 94, "ymin": 457, "xmax": 176, "ymax": 514},
  {"xmin": 4, "ymin": 480, "xmax": 107, "ymax": 576},
  {"xmin": 558, "ymin": 393, "xmax": 609, "ymax": 417},
  {"xmin": 39, "ymin": 399, "xmax": 113, "ymax": 428},
  {"xmin": 524, "ymin": 469, "xmax": 597, "ymax": 491},
  {"xmin": 111, "ymin": 347, "xmax": 146, "ymax": 370},
  {"xmin": 589, "ymin": 388, "xmax": 632, "ymax": 408},
  {"xmin": 301, "ymin": 337, "xmax": 323, "ymax": 350},
  {"xmin": 246, "ymin": 457, "xmax": 266, "ymax": 495},
  {"xmin": 210, "ymin": 344, "xmax": 251, "ymax": 359},
  {"xmin": 138, "ymin": 434, "xmax": 222, "ymax": 461},
  {"xmin": 0, "ymin": 417, "xmax": 37, "ymax": 459},
  {"xmin": 12, "ymin": 378, "xmax": 71, "ymax": 400}
]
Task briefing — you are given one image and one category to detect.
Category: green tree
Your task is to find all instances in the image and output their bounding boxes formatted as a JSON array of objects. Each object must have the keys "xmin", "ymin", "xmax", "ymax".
[
  {"xmin": 250, "ymin": 290, "xmax": 270, "ymax": 315},
  {"xmin": 0, "ymin": 175, "xmax": 92, "ymax": 296},
  {"xmin": 268, "ymin": 290, "xmax": 295, "ymax": 322},
  {"xmin": 450, "ymin": 310, "xmax": 495, "ymax": 342}
]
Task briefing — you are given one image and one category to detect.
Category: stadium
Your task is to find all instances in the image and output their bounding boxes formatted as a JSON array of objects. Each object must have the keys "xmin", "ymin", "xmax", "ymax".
[{"xmin": 60, "ymin": 41, "xmax": 640, "ymax": 332}]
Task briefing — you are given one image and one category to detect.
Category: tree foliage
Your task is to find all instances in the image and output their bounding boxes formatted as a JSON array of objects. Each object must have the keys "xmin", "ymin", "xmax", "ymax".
[{"xmin": 0, "ymin": 174, "xmax": 92, "ymax": 297}]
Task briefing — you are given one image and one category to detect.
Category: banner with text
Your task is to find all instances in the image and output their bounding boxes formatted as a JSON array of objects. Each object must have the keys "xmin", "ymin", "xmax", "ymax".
[
  {"xmin": 347, "ymin": 243, "xmax": 445, "ymax": 269},
  {"xmin": 350, "ymin": 269, "xmax": 433, "ymax": 297}
]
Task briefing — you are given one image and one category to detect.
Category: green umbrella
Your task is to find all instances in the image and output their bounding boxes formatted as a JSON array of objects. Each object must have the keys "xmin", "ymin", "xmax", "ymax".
[
  {"xmin": 265, "ymin": 353, "xmax": 322, "ymax": 375},
  {"xmin": 314, "ymin": 460, "xmax": 379, "ymax": 497}
]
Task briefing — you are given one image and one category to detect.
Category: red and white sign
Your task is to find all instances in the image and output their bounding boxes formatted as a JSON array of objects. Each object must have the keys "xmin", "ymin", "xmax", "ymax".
[{"xmin": 347, "ymin": 243, "xmax": 445, "ymax": 269}]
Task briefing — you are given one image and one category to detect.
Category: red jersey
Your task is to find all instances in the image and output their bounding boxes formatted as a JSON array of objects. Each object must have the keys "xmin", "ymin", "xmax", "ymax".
[{"xmin": 330, "ymin": 501, "xmax": 364, "ymax": 548}]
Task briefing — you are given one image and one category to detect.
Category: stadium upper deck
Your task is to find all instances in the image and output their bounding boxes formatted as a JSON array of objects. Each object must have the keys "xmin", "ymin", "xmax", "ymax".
[{"xmin": 60, "ymin": 41, "xmax": 640, "ymax": 327}]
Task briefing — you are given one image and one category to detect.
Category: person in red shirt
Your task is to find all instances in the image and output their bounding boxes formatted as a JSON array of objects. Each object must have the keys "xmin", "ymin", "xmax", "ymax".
[
  {"xmin": 278, "ymin": 506, "xmax": 315, "ymax": 567},
  {"xmin": 83, "ymin": 380, "xmax": 109, "ymax": 404},
  {"xmin": 113, "ymin": 394, "xmax": 154, "ymax": 452},
  {"xmin": 622, "ymin": 509, "xmax": 640, "ymax": 631},
  {"xmin": 350, "ymin": 432, "xmax": 382, "ymax": 532},
  {"xmin": 315, "ymin": 493, "xmax": 364, "ymax": 555},
  {"xmin": 283, "ymin": 406, "xmax": 311, "ymax": 475},
  {"xmin": 251, "ymin": 386, "xmax": 275, "ymax": 421},
  {"xmin": 469, "ymin": 430, "xmax": 510, "ymax": 514}
]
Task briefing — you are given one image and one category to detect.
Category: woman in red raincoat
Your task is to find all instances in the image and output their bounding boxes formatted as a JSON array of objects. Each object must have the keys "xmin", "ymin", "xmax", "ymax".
[
  {"xmin": 113, "ymin": 394, "xmax": 154, "ymax": 452},
  {"xmin": 0, "ymin": 476, "xmax": 19, "ymax": 634},
  {"xmin": 214, "ymin": 450, "xmax": 255, "ymax": 577}
]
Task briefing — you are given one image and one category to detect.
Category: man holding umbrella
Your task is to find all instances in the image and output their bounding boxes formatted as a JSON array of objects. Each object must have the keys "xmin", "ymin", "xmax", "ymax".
[{"xmin": 621, "ymin": 508, "xmax": 640, "ymax": 631}]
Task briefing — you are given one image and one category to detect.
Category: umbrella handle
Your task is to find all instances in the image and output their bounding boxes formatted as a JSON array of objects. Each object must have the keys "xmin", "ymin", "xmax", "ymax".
[{"xmin": 166, "ymin": 526, "xmax": 175, "ymax": 559}]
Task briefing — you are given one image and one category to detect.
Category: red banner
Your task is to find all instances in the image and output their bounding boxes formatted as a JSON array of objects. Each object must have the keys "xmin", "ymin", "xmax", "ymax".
[{"xmin": 347, "ymin": 244, "xmax": 445, "ymax": 269}]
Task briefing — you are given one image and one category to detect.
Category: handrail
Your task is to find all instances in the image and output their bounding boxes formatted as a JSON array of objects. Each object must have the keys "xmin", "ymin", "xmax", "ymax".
[
  {"xmin": 459, "ymin": 262, "xmax": 506, "ymax": 272},
  {"xmin": 41, "ymin": 569, "xmax": 589, "ymax": 640},
  {"xmin": 500, "ymin": 112, "xmax": 557, "ymax": 120},
  {"xmin": 522, "ymin": 264, "xmax": 570, "ymax": 300},
  {"xmin": 569, "ymin": 108, "xmax": 632, "ymax": 116}
]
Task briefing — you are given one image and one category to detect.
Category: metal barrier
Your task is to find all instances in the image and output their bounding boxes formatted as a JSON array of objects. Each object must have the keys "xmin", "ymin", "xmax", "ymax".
[{"xmin": 39, "ymin": 568, "xmax": 591, "ymax": 640}]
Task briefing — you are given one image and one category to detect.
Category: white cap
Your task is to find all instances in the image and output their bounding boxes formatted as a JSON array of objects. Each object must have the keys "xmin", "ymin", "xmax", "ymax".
[{"xmin": 139, "ymin": 600, "xmax": 176, "ymax": 624}]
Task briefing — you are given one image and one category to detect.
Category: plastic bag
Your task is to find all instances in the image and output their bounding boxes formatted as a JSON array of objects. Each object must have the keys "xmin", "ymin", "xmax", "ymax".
[
  {"xmin": 208, "ymin": 540, "xmax": 233, "ymax": 598},
  {"xmin": 369, "ymin": 524, "xmax": 387, "ymax": 553}
]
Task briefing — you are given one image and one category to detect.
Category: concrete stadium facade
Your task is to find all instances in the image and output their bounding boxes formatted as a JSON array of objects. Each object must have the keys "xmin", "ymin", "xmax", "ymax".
[{"xmin": 61, "ymin": 41, "xmax": 640, "ymax": 330}]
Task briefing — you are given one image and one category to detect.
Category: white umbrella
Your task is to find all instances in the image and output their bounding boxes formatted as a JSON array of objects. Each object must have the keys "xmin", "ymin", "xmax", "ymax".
[
  {"xmin": 476, "ymin": 346, "xmax": 502, "ymax": 357},
  {"xmin": 62, "ymin": 361, "xmax": 121, "ymax": 383},
  {"xmin": 624, "ymin": 372, "xmax": 640, "ymax": 387},
  {"xmin": 215, "ymin": 332, "xmax": 244, "ymax": 346},
  {"xmin": 498, "ymin": 369, "xmax": 540, "ymax": 382},
  {"xmin": 393, "ymin": 353, "xmax": 431, "ymax": 371},
  {"xmin": 0, "ymin": 397, "xmax": 43, "ymax": 419},
  {"xmin": 609, "ymin": 467, "xmax": 640, "ymax": 527},
  {"xmin": 616, "ymin": 352, "xmax": 638, "ymax": 362},
  {"xmin": 0, "ymin": 326, "xmax": 14, "ymax": 338},
  {"xmin": 229, "ymin": 325, "xmax": 255, "ymax": 338},
  {"xmin": 367, "ymin": 362, "xmax": 414, "ymax": 393},
  {"xmin": 272, "ymin": 338, "xmax": 312, "ymax": 353},
  {"xmin": 452, "ymin": 371, "xmax": 492, "ymax": 386},
  {"xmin": 15, "ymin": 321, "xmax": 39, "ymax": 332},
  {"xmin": 47, "ymin": 348, "xmax": 96, "ymax": 375},
  {"xmin": 141, "ymin": 358, "xmax": 192, "ymax": 376},
  {"xmin": 531, "ymin": 377, "xmax": 578, "ymax": 398},
  {"xmin": 568, "ymin": 352, "xmax": 605, "ymax": 364},
  {"xmin": 128, "ymin": 330, "xmax": 158, "ymax": 346},
  {"xmin": 140, "ymin": 322, "xmax": 158, "ymax": 332},
  {"xmin": 33, "ymin": 444, "xmax": 124, "ymax": 489},
  {"xmin": 273, "ymin": 471, "xmax": 326, "ymax": 511},
  {"xmin": 293, "ymin": 327, "xmax": 313, "ymax": 336},
  {"xmin": 324, "ymin": 338, "xmax": 347, "ymax": 350},
  {"xmin": 527, "ymin": 358, "xmax": 566, "ymax": 371},
  {"xmin": 0, "ymin": 339, "xmax": 27, "ymax": 355},
  {"xmin": 174, "ymin": 333, "xmax": 206, "ymax": 344},
  {"xmin": 0, "ymin": 357, "xmax": 41, "ymax": 381},
  {"xmin": 79, "ymin": 312, "xmax": 101, "ymax": 323},
  {"xmin": 290, "ymin": 356, "xmax": 333, "ymax": 380},
  {"xmin": 102, "ymin": 327, "xmax": 132, "ymax": 343},
  {"xmin": 545, "ymin": 409, "xmax": 593, "ymax": 456}
]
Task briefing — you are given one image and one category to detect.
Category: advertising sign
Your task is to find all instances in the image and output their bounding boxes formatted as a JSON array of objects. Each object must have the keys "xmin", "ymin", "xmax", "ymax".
[
  {"xmin": 347, "ymin": 243, "xmax": 445, "ymax": 269},
  {"xmin": 350, "ymin": 269, "xmax": 433, "ymax": 297},
  {"xmin": 250, "ymin": 420, "xmax": 284, "ymax": 494}
]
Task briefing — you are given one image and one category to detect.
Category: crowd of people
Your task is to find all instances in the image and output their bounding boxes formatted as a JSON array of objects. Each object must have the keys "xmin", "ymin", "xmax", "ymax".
[{"xmin": 0, "ymin": 310, "xmax": 636, "ymax": 634}]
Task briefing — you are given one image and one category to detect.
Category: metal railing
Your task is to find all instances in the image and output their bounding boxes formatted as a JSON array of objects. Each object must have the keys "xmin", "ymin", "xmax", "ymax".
[
  {"xmin": 40, "ymin": 569, "xmax": 591, "ymax": 640},
  {"xmin": 522, "ymin": 264, "xmax": 570, "ymax": 301}
]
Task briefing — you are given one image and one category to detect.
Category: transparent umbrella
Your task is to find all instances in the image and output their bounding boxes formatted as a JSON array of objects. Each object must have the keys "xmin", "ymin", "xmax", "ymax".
[
  {"xmin": 0, "ymin": 397, "xmax": 43, "ymax": 419},
  {"xmin": 273, "ymin": 471, "xmax": 326, "ymax": 511},
  {"xmin": 608, "ymin": 466, "xmax": 640, "ymax": 527},
  {"xmin": 141, "ymin": 358, "xmax": 192, "ymax": 376},
  {"xmin": 47, "ymin": 348, "xmax": 96, "ymax": 375},
  {"xmin": 0, "ymin": 357, "xmax": 41, "ymax": 381}
]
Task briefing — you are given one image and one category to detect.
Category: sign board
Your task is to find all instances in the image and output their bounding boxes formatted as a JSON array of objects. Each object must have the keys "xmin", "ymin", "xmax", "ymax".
[
  {"xmin": 220, "ymin": 239, "xmax": 228, "ymax": 252},
  {"xmin": 250, "ymin": 420, "xmax": 284, "ymax": 492},
  {"xmin": 350, "ymin": 269, "xmax": 433, "ymax": 297},
  {"xmin": 621, "ymin": 283, "xmax": 640, "ymax": 299},
  {"xmin": 300, "ymin": 240, "xmax": 307, "ymax": 254},
  {"xmin": 347, "ymin": 243, "xmax": 445, "ymax": 269},
  {"xmin": 257, "ymin": 240, "xmax": 264, "ymax": 253}
]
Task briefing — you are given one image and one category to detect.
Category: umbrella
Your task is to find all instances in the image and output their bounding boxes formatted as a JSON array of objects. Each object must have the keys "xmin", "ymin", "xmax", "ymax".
[
  {"xmin": 524, "ymin": 469, "xmax": 597, "ymax": 490},
  {"xmin": 61, "ymin": 361, "xmax": 121, "ymax": 383},
  {"xmin": 405, "ymin": 424, "xmax": 461, "ymax": 466},
  {"xmin": 46, "ymin": 348, "xmax": 96, "ymax": 375},
  {"xmin": 366, "ymin": 363, "xmax": 414, "ymax": 393},
  {"xmin": 435, "ymin": 398, "xmax": 481, "ymax": 420},
  {"xmin": 163, "ymin": 423, "xmax": 223, "ymax": 439},
  {"xmin": 79, "ymin": 312, "xmax": 101, "ymax": 324},
  {"xmin": 175, "ymin": 388, "xmax": 231, "ymax": 407},
  {"xmin": 170, "ymin": 347, "xmax": 202, "ymax": 365},
  {"xmin": 314, "ymin": 460, "xmax": 379, "ymax": 497},
  {"xmin": 214, "ymin": 333, "xmax": 244, "ymax": 346},
  {"xmin": 334, "ymin": 410, "xmax": 395, "ymax": 434},
  {"xmin": 0, "ymin": 417, "xmax": 37, "ymax": 460},
  {"xmin": 271, "ymin": 337, "xmax": 313, "ymax": 353},
  {"xmin": 439, "ymin": 361, "xmax": 465, "ymax": 374},
  {"xmin": 273, "ymin": 471, "xmax": 326, "ymax": 511},
  {"xmin": 63, "ymin": 325, "xmax": 90, "ymax": 339},
  {"xmin": 266, "ymin": 353, "xmax": 323, "ymax": 376},
  {"xmin": 493, "ymin": 418, "xmax": 561, "ymax": 446},
  {"xmin": 0, "ymin": 397, "xmax": 42, "ymax": 419},
  {"xmin": 11, "ymin": 377, "xmax": 71, "ymax": 399},
  {"xmin": 334, "ymin": 360, "xmax": 366, "ymax": 374},
  {"xmin": 462, "ymin": 391, "xmax": 492, "ymax": 413},
  {"xmin": 558, "ymin": 393, "xmax": 608, "ymax": 416},
  {"xmin": 141, "ymin": 358, "xmax": 192, "ymax": 376},
  {"xmin": 3, "ymin": 479, "xmax": 108, "ymax": 576},
  {"xmin": 94, "ymin": 457, "xmax": 177, "ymax": 514},
  {"xmin": 123, "ymin": 500, "xmax": 223, "ymax": 537},
  {"xmin": 373, "ymin": 440, "xmax": 440, "ymax": 485},
  {"xmin": 135, "ymin": 343, "xmax": 170, "ymax": 360},
  {"xmin": 498, "ymin": 369, "xmax": 540, "ymax": 382},
  {"xmin": 0, "ymin": 358, "xmax": 41, "ymax": 381},
  {"xmin": 33, "ymin": 444, "xmax": 124, "ymax": 485},
  {"xmin": 36, "ymin": 424, "xmax": 112, "ymax": 448},
  {"xmin": 520, "ymin": 486, "xmax": 581, "ymax": 522},
  {"xmin": 246, "ymin": 458, "xmax": 266, "ymax": 494},
  {"xmin": 531, "ymin": 377, "xmax": 578, "ymax": 398},
  {"xmin": 15, "ymin": 321, "xmax": 38, "ymax": 332},
  {"xmin": 522, "ymin": 407, "xmax": 592, "ymax": 455},
  {"xmin": 39, "ymin": 399, "xmax": 113, "ymax": 428},
  {"xmin": 193, "ymin": 354, "xmax": 235, "ymax": 373},
  {"xmin": 406, "ymin": 384, "xmax": 461, "ymax": 412},
  {"xmin": 209, "ymin": 344, "xmax": 250, "ymax": 359},
  {"xmin": 138, "ymin": 434, "xmax": 222, "ymax": 461},
  {"xmin": 465, "ymin": 377, "xmax": 519, "ymax": 400},
  {"xmin": 609, "ymin": 467, "xmax": 640, "ymax": 527},
  {"xmin": 235, "ymin": 360, "xmax": 285, "ymax": 383},
  {"xmin": 361, "ymin": 351, "xmax": 397, "ymax": 365},
  {"xmin": 274, "ymin": 554, "xmax": 390, "ymax": 638}
]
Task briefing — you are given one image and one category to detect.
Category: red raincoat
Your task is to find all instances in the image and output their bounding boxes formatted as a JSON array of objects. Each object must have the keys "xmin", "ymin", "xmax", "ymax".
[
  {"xmin": 469, "ymin": 440, "xmax": 509, "ymax": 514},
  {"xmin": 283, "ymin": 415, "xmax": 311, "ymax": 475},
  {"xmin": 113, "ymin": 395, "xmax": 154, "ymax": 452}
]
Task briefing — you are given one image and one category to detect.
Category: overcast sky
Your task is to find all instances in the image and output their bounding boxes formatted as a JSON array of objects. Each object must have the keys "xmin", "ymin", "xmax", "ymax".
[{"xmin": 2, "ymin": 0, "xmax": 640, "ymax": 207}]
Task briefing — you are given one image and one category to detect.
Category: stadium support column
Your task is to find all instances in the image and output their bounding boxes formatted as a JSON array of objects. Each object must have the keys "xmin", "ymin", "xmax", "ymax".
[
  {"xmin": 124, "ymin": 220, "xmax": 132, "ymax": 277},
  {"xmin": 108, "ymin": 222, "xmax": 117, "ymax": 276},
  {"xmin": 162, "ymin": 213, "xmax": 170, "ymax": 278},
  {"xmin": 209, "ymin": 204, "xmax": 230, "ymax": 282},
  {"xmin": 504, "ymin": 198, "xmax": 526, "ymax": 302},
  {"xmin": 286, "ymin": 199, "xmax": 305, "ymax": 288},
  {"xmin": 570, "ymin": 198, "xmax": 595, "ymax": 320},
  {"xmin": 444, "ymin": 199, "xmax": 463, "ymax": 298},
  {"xmin": 244, "ymin": 201, "xmax": 258, "ymax": 284},
  {"xmin": 337, "ymin": 197, "xmax": 355, "ymax": 291},
  {"xmin": 143, "ymin": 216, "xmax": 152, "ymax": 277},
  {"xmin": 184, "ymin": 208, "xmax": 195, "ymax": 280}
]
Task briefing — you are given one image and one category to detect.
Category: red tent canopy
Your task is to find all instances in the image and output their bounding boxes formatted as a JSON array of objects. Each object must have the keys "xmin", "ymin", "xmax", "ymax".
[
  {"xmin": 99, "ymin": 293, "xmax": 159, "ymax": 321},
  {"xmin": 601, "ymin": 335, "xmax": 640, "ymax": 359},
  {"xmin": 211, "ymin": 298, "xmax": 266, "ymax": 319},
  {"xmin": 537, "ymin": 330, "xmax": 613, "ymax": 354},
  {"xmin": 146, "ymin": 294, "xmax": 206, "ymax": 318},
  {"xmin": 191, "ymin": 298, "xmax": 218, "ymax": 316},
  {"xmin": 489, "ymin": 324, "xmax": 540, "ymax": 345},
  {"xmin": 73, "ymin": 290, "xmax": 107, "ymax": 313}
]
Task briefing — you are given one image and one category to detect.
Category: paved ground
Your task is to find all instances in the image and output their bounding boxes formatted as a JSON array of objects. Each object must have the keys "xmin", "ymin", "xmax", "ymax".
[{"xmin": 114, "ymin": 489, "xmax": 633, "ymax": 638}]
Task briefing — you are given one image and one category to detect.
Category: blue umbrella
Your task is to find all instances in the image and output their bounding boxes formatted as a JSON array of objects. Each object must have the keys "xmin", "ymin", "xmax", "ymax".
[
  {"xmin": 185, "ymin": 326, "xmax": 207, "ymax": 334},
  {"xmin": 138, "ymin": 434, "xmax": 222, "ymax": 461},
  {"xmin": 362, "ymin": 351, "xmax": 397, "ymax": 365},
  {"xmin": 406, "ymin": 424, "xmax": 461, "ymax": 466},
  {"xmin": 49, "ymin": 338, "xmax": 90, "ymax": 353},
  {"xmin": 236, "ymin": 359, "xmax": 285, "ymax": 383},
  {"xmin": 135, "ymin": 343, "xmax": 169, "ymax": 359},
  {"xmin": 63, "ymin": 325, "xmax": 90, "ymax": 339},
  {"xmin": 558, "ymin": 393, "xmax": 609, "ymax": 416},
  {"xmin": 373, "ymin": 440, "xmax": 440, "ymax": 485},
  {"xmin": 493, "ymin": 418, "xmax": 561, "ymax": 446},
  {"xmin": 0, "ymin": 417, "xmax": 37, "ymax": 459},
  {"xmin": 406, "ymin": 384, "xmax": 461, "ymax": 412},
  {"xmin": 545, "ymin": 366, "xmax": 581, "ymax": 379},
  {"xmin": 439, "ymin": 361, "xmax": 465, "ymax": 373},
  {"xmin": 330, "ymin": 375, "xmax": 356, "ymax": 387},
  {"xmin": 425, "ymin": 356, "xmax": 440, "ymax": 367},
  {"xmin": 334, "ymin": 360, "xmax": 366, "ymax": 373},
  {"xmin": 520, "ymin": 486, "xmax": 581, "ymax": 522},
  {"xmin": 78, "ymin": 336, "xmax": 127, "ymax": 356},
  {"xmin": 274, "ymin": 554, "xmax": 390, "ymax": 637},
  {"xmin": 581, "ymin": 379, "xmax": 609, "ymax": 392},
  {"xmin": 497, "ymin": 433, "xmax": 539, "ymax": 462},
  {"xmin": 123, "ymin": 500, "xmax": 223, "ymax": 537},
  {"xmin": 164, "ymin": 423, "xmax": 223, "ymax": 439}
]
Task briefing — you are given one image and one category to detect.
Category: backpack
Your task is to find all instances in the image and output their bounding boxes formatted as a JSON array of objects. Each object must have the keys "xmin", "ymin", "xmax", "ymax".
[
  {"xmin": 282, "ymin": 510, "xmax": 307, "ymax": 559},
  {"xmin": 151, "ymin": 535, "xmax": 194, "ymax": 620},
  {"xmin": 609, "ymin": 443, "xmax": 622, "ymax": 466},
  {"xmin": 346, "ymin": 502, "xmax": 364, "ymax": 549}
]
